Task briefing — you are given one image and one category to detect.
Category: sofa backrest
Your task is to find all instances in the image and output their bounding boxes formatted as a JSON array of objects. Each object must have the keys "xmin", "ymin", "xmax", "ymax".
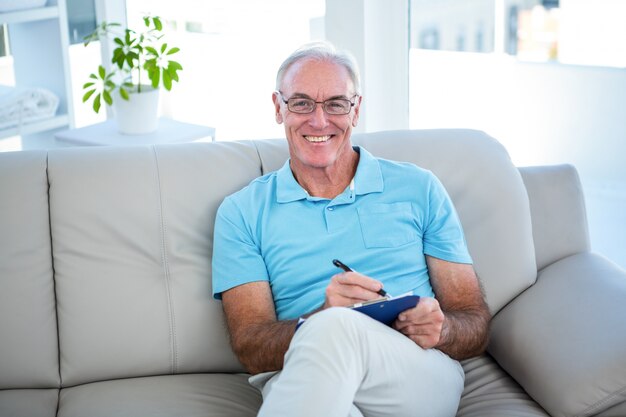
[
  {"xmin": 255, "ymin": 129, "xmax": 538, "ymax": 314},
  {"xmin": 47, "ymin": 142, "xmax": 261, "ymax": 386},
  {"xmin": 0, "ymin": 151, "xmax": 60, "ymax": 390},
  {"xmin": 0, "ymin": 129, "xmax": 538, "ymax": 388}
]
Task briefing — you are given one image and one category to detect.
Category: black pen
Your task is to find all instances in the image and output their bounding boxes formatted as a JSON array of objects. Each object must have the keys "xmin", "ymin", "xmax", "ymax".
[{"xmin": 332, "ymin": 259, "xmax": 388, "ymax": 297}]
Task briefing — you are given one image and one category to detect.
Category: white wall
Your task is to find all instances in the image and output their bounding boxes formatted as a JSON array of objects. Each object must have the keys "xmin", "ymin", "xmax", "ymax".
[
  {"xmin": 325, "ymin": 0, "xmax": 409, "ymax": 133},
  {"xmin": 409, "ymin": 49, "xmax": 626, "ymax": 269}
]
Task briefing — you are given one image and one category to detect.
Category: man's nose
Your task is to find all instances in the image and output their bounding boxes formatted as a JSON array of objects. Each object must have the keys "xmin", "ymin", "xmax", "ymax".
[{"xmin": 308, "ymin": 104, "xmax": 329, "ymax": 129}]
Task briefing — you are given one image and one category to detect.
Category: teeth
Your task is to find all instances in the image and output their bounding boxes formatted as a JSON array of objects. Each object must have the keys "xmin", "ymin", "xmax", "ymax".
[{"xmin": 304, "ymin": 135, "xmax": 331, "ymax": 143}]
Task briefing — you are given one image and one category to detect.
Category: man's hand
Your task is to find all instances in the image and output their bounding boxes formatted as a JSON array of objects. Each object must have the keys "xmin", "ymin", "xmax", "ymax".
[
  {"xmin": 323, "ymin": 271, "xmax": 385, "ymax": 309},
  {"xmin": 398, "ymin": 256, "xmax": 491, "ymax": 360},
  {"xmin": 392, "ymin": 297, "xmax": 445, "ymax": 349}
]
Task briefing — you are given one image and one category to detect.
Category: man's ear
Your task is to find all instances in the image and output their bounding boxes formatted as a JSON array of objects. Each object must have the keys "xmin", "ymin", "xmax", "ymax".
[
  {"xmin": 272, "ymin": 92, "xmax": 283, "ymax": 124},
  {"xmin": 352, "ymin": 95, "xmax": 363, "ymax": 127}
]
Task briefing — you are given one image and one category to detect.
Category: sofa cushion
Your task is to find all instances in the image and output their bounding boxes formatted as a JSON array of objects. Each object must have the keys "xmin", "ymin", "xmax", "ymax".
[
  {"xmin": 458, "ymin": 354, "xmax": 549, "ymax": 417},
  {"xmin": 0, "ymin": 151, "xmax": 60, "ymax": 389},
  {"xmin": 519, "ymin": 164, "xmax": 590, "ymax": 271},
  {"xmin": 48, "ymin": 143, "xmax": 262, "ymax": 386},
  {"xmin": 489, "ymin": 252, "xmax": 626, "ymax": 417},
  {"xmin": 0, "ymin": 389, "xmax": 59, "ymax": 417},
  {"xmin": 57, "ymin": 374, "xmax": 261, "ymax": 417}
]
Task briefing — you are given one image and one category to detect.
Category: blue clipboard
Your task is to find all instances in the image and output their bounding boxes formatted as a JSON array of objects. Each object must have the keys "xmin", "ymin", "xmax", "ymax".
[{"xmin": 350, "ymin": 295, "xmax": 420, "ymax": 326}]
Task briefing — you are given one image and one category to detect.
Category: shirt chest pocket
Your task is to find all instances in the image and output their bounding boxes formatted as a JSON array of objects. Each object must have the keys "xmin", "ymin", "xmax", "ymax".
[{"xmin": 357, "ymin": 202, "xmax": 418, "ymax": 248}]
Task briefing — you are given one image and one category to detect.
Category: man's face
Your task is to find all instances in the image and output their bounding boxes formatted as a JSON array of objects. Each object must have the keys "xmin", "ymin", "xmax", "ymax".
[{"xmin": 273, "ymin": 58, "xmax": 361, "ymax": 172}]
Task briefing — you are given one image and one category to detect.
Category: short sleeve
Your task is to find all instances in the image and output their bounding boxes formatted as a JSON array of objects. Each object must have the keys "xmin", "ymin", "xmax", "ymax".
[
  {"xmin": 422, "ymin": 174, "xmax": 473, "ymax": 264},
  {"xmin": 211, "ymin": 196, "xmax": 269, "ymax": 299}
]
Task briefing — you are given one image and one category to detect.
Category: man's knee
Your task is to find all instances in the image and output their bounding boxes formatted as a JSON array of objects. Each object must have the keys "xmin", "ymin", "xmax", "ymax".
[
  {"xmin": 289, "ymin": 307, "xmax": 368, "ymax": 353},
  {"xmin": 299, "ymin": 307, "xmax": 364, "ymax": 335}
]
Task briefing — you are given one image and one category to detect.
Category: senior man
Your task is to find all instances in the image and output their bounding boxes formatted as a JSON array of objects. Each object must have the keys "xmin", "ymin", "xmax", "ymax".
[{"xmin": 212, "ymin": 41, "xmax": 490, "ymax": 417}]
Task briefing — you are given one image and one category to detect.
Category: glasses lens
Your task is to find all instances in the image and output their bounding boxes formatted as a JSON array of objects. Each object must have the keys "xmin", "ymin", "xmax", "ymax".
[
  {"xmin": 324, "ymin": 99, "xmax": 351, "ymax": 115},
  {"xmin": 288, "ymin": 98, "xmax": 315, "ymax": 114},
  {"xmin": 285, "ymin": 96, "xmax": 354, "ymax": 114}
]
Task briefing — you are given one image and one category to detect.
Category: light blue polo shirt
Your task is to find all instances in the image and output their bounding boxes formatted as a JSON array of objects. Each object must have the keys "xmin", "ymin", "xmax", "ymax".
[{"xmin": 212, "ymin": 146, "xmax": 472, "ymax": 320}]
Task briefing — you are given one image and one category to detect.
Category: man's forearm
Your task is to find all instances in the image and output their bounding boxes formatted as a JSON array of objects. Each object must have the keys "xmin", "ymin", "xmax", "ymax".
[
  {"xmin": 437, "ymin": 307, "xmax": 491, "ymax": 360},
  {"xmin": 230, "ymin": 319, "xmax": 297, "ymax": 375}
]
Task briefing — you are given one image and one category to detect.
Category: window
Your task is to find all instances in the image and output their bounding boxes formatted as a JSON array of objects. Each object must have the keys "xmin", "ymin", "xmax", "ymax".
[
  {"xmin": 124, "ymin": 0, "xmax": 325, "ymax": 141},
  {"xmin": 409, "ymin": 0, "xmax": 626, "ymax": 68},
  {"xmin": 407, "ymin": 0, "xmax": 626, "ymax": 271}
]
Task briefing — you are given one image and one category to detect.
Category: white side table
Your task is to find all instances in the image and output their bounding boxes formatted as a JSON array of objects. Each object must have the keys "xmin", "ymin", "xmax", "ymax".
[{"xmin": 54, "ymin": 118, "xmax": 215, "ymax": 146}]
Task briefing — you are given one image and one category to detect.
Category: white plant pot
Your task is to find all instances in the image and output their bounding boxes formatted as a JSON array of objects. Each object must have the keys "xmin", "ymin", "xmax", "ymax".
[{"xmin": 113, "ymin": 86, "xmax": 160, "ymax": 135}]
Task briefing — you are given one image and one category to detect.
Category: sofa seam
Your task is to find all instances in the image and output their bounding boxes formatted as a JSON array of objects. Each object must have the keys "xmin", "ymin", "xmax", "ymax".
[
  {"xmin": 251, "ymin": 141, "xmax": 266, "ymax": 175},
  {"xmin": 151, "ymin": 146, "xmax": 178, "ymax": 374},
  {"xmin": 46, "ymin": 152, "xmax": 63, "ymax": 416},
  {"xmin": 575, "ymin": 384, "xmax": 626, "ymax": 417}
]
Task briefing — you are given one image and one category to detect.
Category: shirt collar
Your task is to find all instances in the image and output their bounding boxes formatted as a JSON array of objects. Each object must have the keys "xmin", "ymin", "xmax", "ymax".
[{"xmin": 276, "ymin": 146, "xmax": 383, "ymax": 203}]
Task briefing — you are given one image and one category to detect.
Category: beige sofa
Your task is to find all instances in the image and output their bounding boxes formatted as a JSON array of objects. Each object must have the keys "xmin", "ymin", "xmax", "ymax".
[{"xmin": 1, "ymin": 129, "xmax": 625, "ymax": 417}]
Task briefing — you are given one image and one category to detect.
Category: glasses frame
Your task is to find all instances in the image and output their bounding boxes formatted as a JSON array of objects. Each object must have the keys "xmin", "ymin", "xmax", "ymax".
[{"xmin": 277, "ymin": 91, "xmax": 359, "ymax": 115}]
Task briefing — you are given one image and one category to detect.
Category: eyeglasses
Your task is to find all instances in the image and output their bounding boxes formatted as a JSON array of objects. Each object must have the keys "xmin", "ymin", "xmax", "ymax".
[{"xmin": 278, "ymin": 91, "xmax": 358, "ymax": 115}]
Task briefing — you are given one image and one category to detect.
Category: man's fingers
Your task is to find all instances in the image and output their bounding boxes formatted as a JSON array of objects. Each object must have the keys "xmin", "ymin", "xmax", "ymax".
[
  {"xmin": 333, "ymin": 272, "xmax": 384, "ymax": 293},
  {"xmin": 324, "ymin": 272, "xmax": 384, "ymax": 307}
]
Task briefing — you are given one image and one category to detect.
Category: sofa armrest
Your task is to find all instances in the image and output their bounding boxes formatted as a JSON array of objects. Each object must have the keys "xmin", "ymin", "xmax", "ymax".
[
  {"xmin": 489, "ymin": 252, "xmax": 626, "ymax": 417},
  {"xmin": 519, "ymin": 164, "xmax": 590, "ymax": 271}
]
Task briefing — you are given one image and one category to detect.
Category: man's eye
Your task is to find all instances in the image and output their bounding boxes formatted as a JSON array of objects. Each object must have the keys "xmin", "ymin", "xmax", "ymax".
[
  {"xmin": 327, "ymin": 100, "xmax": 348, "ymax": 110},
  {"xmin": 291, "ymin": 99, "xmax": 312, "ymax": 107}
]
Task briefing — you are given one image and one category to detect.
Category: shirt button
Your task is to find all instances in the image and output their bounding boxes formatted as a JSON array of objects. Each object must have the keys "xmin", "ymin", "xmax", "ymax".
[{"xmin": 327, "ymin": 207, "xmax": 334, "ymax": 211}]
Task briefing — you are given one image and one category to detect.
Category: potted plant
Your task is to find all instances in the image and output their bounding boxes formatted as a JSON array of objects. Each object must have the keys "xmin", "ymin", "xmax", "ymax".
[{"xmin": 82, "ymin": 16, "xmax": 182, "ymax": 134}]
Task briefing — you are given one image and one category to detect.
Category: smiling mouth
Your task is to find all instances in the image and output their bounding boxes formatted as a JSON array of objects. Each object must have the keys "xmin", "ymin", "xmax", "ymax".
[{"xmin": 304, "ymin": 135, "xmax": 331, "ymax": 143}]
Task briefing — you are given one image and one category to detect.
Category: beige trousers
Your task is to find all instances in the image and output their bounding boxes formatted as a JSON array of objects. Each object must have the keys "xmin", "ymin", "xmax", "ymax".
[{"xmin": 250, "ymin": 307, "xmax": 464, "ymax": 417}]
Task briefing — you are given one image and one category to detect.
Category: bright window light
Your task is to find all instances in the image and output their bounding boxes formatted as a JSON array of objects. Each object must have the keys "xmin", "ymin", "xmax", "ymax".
[{"xmin": 125, "ymin": 0, "xmax": 325, "ymax": 141}]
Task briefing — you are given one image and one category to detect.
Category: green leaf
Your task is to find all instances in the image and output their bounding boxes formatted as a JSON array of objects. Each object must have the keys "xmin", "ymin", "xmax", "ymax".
[
  {"xmin": 112, "ymin": 49, "xmax": 125, "ymax": 68},
  {"xmin": 144, "ymin": 57, "xmax": 157, "ymax": 71},
  {"xmin": 114, "ymin": 38, "xmax": 124, "ymax": 47},
  {"xmin": 161, "ymin": 43, "xmax": 167, "ymax": 54},
  {"xmin": 145, "ymin": 46, "xmax": 158, "ymax": 56},
  {"xmin": 168, "ymin": 61, "xmax": 182, "ymax": 71},
  {"xmin": 167, "ymin": 62, "xmax": 181, "ymax": 82},
  {"xmin": 82, "ymin": 89, "xmax": 96, "ymax": 102},
  {"xmin": 93, "ymin": 94, "xmax": 102, "ymax": 113},
  {"xmin": 103, "ymin": 90, "xmax": 113, "ymax": 105},
  {"xmin": 83, "ymin": 82, "xmax": 95, "ymax": 89},
  {"xmin": 163, "ymin": 69, "xmax": 172, "ymax": 90},
  {"xmin": 150, "ymin": 67, "xmax": 160, "ymax": 88},
  {"xmin": 143, "ymin": 16, "xmax": 150, "ymax": 27},
  {"xmin": 167, "ymin": 47, "xmax": 180, "ymax": 55},
  {"xmin": 153, "ymin": 17, "xmax": 163, "ymax": 31},
  {"xmin": 113, "ymin": 56, "xmax": 125, "ymax": 69},
  {"xmin": 89, "ymin": 73, "xmax": 98, "ymax": 80},
  {"xmin": 120, "ymin": 88, "xmax": 130, "ymax": 100},
  {"xmin": 105, "ymin": 80, "xmax": 116, "ymax": 89},
  {"xmin": 98, "ymin": 65, "xmax": 106, "ymax": 79},
  {"xmin": 83, "ymin": 32, "xmax": 97, "ymax": 46}
]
